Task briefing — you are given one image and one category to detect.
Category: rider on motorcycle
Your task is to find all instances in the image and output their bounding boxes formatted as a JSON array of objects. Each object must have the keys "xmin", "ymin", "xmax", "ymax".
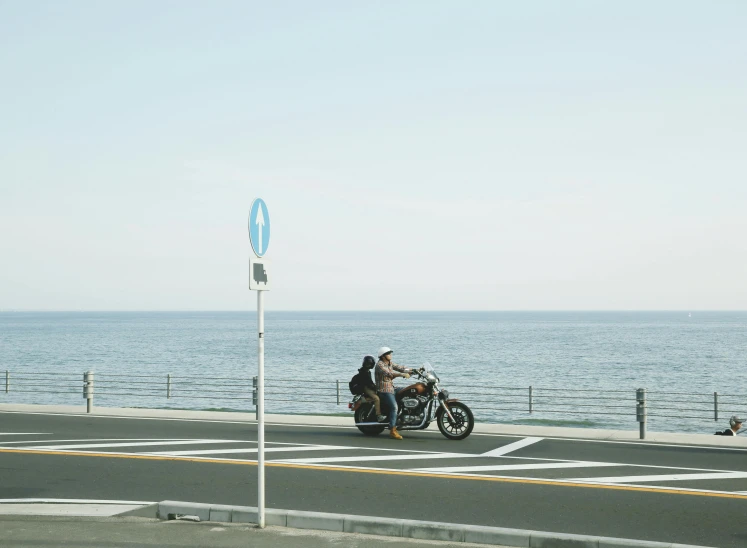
[{"xmin": 375, "ymin": 346, "xmax": 414, "ymax": 440}]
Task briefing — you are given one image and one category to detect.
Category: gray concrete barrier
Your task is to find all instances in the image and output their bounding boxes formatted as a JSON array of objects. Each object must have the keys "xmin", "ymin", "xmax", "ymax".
[{"xmin": 153, "ymin": 501, "xmax": 713, "ymax": 548}]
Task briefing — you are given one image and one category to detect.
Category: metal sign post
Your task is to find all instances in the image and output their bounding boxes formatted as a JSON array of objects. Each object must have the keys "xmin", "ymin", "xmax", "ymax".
[
  {"xmin": 248, "ymin": 198, "xmax": 270, "ymax": 528},
  {"xmin": 257, "ymin": 289, "xmax": 265, "ymax": 527}
]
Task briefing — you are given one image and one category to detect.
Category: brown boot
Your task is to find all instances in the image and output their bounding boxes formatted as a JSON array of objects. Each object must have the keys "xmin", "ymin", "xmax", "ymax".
[{"xmin": 390, "ymin": 427, "xmax": 403, "ymax": 440}]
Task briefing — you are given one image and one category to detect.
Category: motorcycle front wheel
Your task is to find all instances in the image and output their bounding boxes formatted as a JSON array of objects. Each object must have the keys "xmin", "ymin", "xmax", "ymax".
[
  {"xmin": 437, "ymin": 401, "xmax": 474, "ymax": 440},
  {"xmin": 354, "ymin": 403, "xmax": 386, "ymax": 436}
]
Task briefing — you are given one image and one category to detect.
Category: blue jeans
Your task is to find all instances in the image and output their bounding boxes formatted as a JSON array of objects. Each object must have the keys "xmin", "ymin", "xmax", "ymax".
[{"xmin": 379, "ymin": 392, "xmax": 397, "ymax": 429}]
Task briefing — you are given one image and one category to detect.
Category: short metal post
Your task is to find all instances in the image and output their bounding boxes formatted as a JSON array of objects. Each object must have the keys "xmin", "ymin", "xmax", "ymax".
[
  {"xmin": 529, "ymin": 385, "xmax": 533, "ymax": 413},
  {"xmin": 252, "ymin": 376, "xmax": 258, "ymax": 420},
  {"xmin": 83, "ymin": 371, "xmax": 94, "ymax": 413},
  {"xmin": 336, "ymin": 380, "xmax": 340, "ymax": 405},
  {"xmin": 714, "ymin": 392, "xmax": 718, "ymax": 422},
  {"xmin": 167, "ymin": 374, "xmax": 172, "ymax": 399},
  {"xmin": 4, "ymin": 370, "xmax": 8, "ymax": 393},
  {"xmin": 636, "ymin": 388, "xmax": 647, "ymax": 440}
]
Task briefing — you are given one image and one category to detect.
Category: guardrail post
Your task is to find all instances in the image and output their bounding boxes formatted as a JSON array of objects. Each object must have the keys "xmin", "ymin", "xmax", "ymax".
[
  {"xmin": 529, "ymin": 385, "xmax": 533, "ymax": 413},
  {"xmin": 83, "ymin": 371, "xmax": 94, "ymax": 413},
  {"xmin": 4, "ymin": 370, "xmax": 8, "ymax": 393},
  {"xmin": 636, "ymin": 388, "xmax": 646, "ymax": 439},
  {"xmin": 252, "ymin": 376, "xmax": 258, "ymax": 420},
  {"xmin": 336, "ymin": 380, "xmax": 340, "ymax": 405},
  {"xmin": 167, "ymin": 374, "xmax": 172, "ymax": 399},
  {"xmin": 714, "ymin": 391, "xmax": 718, "ymax": 422}
]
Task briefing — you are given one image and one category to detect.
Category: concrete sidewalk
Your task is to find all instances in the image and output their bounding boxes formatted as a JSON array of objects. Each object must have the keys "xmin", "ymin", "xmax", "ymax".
[
  {"xmin": 0, "ymin": 516, "xmax": 505, "ymax": 548},
  {"xmin": 2, "ymin": 402, "xmax": 746, "ymax": 448}
]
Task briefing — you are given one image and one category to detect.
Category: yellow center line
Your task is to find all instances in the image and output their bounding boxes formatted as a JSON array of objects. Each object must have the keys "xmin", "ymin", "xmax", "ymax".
[{"xmin": 2, "ymin": 447, "xmax": 747, "ymax": 501}]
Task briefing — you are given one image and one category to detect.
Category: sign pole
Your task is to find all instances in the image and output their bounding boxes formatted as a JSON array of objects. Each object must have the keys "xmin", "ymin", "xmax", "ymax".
[
  {"xmin": 257, "ymin": 289, "xmax": 265, "ymax": 528},
  {"xmin": 248, "ymin": 197, "xmax": 270, "ymax": 529}
]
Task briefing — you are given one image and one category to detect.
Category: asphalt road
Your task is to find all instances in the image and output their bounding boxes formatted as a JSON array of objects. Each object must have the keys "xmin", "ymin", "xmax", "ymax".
[{"xmin": 2, "ymin": 410, "xmax": 747, "ymax": 547}]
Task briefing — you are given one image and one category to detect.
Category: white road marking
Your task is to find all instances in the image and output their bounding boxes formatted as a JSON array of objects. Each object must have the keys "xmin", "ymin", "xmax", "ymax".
[
  {"xmin": 414, "ymin": 461, "xmax": 622, "ymax": 473},
  {"xmin": 276, "ymin": 453, "xmax": 468, "ymax": 464},
  {"xmin": 23, "ymin": 440, "xmax": 249, "ymax": 450},
  {"xmin": 150, "ymin": 445, "xmax": 355, "ymax": 456},
  {"xmin": 0, "ymin": 438, "xmax": 191, "ymax": 446},
  {"xmin": 571, "ymin": 472, "xmax": 747, "ymax": 484},
  {"xmin": 0, "ymin": 503, "xmax": 142, "ymax": 516},
  {"xmin": 481, "ymin": 437, "xmax": 543, "ymax": 457},
  {"xmin": 0, "ymin": 498, "xmax": 153, "ymax": 504},
  {"xmin": 0, "ymin": 433, "xmax": 51, "ymax": 436}
]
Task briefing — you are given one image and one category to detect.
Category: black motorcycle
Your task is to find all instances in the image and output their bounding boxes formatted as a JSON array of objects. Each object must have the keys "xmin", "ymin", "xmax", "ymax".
[{"xmin": 349, "ymin": 362, "xmax": 474, "ymax": 440}]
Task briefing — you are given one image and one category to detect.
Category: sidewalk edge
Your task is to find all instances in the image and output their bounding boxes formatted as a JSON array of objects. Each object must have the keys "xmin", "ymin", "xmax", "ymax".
[{"xmin": 152, "ymin": 500, "xmax": 714, "ymax": 548}]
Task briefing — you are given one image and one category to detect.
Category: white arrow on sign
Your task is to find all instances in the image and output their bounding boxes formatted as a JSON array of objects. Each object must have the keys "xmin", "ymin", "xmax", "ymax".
[{"xmin": 255, "ymin": 204, "xmax": 265, "ymax": 254}]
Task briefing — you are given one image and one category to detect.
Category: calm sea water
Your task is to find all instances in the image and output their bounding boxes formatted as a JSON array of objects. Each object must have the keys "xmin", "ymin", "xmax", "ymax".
[{"xmin": 1, "ymin": 311, "xmax": 746, "ymax": 434}]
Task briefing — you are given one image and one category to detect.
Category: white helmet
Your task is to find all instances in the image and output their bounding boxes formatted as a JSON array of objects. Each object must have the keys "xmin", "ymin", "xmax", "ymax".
[{"xmin": 377, "ymin": 346, "xmax": 393, "ymax": 359}]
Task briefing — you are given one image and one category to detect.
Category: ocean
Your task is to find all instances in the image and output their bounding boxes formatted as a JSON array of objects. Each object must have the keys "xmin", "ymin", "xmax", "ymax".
[{"xmin": 1, "ymin": 311, "xmax": 746, "ymax": 434}]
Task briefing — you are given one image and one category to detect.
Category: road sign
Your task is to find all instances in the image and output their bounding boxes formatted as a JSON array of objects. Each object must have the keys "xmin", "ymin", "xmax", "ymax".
[
  {"xmin": 249, "ymin": 257, "xmax": 270, "ymax": 291},
  {"xmin": 249, "ymin": 199, "xmax": 270, "ymax": 257}
]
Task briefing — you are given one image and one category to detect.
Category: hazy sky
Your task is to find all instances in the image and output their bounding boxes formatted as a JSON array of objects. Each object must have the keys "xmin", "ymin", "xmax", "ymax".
[{"xmin": 1, "ymin": 1, "xmax": 746, "ymax": 311}]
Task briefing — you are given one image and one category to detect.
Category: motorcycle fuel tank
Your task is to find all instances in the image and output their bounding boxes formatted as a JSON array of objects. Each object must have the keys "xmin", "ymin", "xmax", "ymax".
[{"xmin": 396, "ymin": 383, "xmax": 427, "ymax": 402}]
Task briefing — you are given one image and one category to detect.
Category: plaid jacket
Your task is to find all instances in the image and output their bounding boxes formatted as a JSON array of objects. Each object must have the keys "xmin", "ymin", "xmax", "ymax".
[{"xmin": 375, "ymin": 360, "xmax": 409, "ymax": 394}]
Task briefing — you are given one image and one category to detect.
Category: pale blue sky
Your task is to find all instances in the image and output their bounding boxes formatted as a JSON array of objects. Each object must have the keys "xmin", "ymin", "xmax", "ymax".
[{"xmin": 1, "ymin": 1, "xmax": 745, "ymax": 310}]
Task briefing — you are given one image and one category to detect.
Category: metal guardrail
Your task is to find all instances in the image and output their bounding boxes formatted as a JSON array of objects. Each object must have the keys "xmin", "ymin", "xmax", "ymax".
[{"xmin": 3, "ymin": 369, "xmax": 745, "ymax": 440}]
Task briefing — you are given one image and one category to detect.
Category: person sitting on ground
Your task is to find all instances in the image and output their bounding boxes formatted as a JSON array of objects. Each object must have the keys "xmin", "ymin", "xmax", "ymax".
[
  {"xmin": 358, "ymin": 355, "xmax": 385, "ymax": 423},
  {"xmin": 717, "ymin": 415, "xmax": 743, "ymax": 436},
  {"xmin": 375, "ymin": 346, "xmax": 414, "ymax": 440}
]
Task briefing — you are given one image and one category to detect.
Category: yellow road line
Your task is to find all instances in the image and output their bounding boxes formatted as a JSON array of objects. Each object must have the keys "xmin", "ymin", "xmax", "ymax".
[{"xmin": 2, "ymin": 447, "xmax": 747, "ymax": 500}]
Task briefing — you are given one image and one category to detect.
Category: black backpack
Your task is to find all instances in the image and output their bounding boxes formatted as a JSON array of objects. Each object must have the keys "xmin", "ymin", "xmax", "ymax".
[{"xmin": 349, "ymin": 372, "xmax": 365, "ymax": 395}]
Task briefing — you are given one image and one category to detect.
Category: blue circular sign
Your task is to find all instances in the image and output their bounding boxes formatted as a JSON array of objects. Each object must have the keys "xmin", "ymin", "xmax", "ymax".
[{"xmin": 249, "ymin": 198, "xmax": 270, "ymax": 257}]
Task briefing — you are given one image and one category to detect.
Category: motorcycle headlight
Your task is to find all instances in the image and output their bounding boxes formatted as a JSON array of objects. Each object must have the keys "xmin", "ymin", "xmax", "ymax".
[
  {"xmin": 426, "ymin": 372, "xmax": 438, "ymax": 383},
  {"xmin": 438, "ymin": 389, "xmax": 449, "ymax": 401}
]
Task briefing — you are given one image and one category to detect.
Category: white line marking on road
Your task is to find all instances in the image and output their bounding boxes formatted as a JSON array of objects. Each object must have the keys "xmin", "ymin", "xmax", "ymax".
[
  {"xmin": 0, "ymin": 433, "xmax": 51, "ymax": 436},
  {"xmin": 23, "ymin": 440, "xmax": 250, "ymax": 450},
  {"xmin": 276, "ymin": 453, "xmax": 469, "ymax": 464},
  {"xmin": 0, "ymin": 503, "xmax": 144, "ymax": 517},
  {"xmin": 570, "ymin": 472, "xmax": 747, "ymax": 484},
  {"xmin": 0, "ymin": 438, "xmax": 191, "ymax": 446},
  {"xmin": 0, "ymin": 498, "xmax": 154, "ymax": 505},
  {"xmin": 481, "ymin": 437, "xmax": 543, "ymax": 457},
  {"xmin": 414, "ymin": 461, "xmax": 622, "ymax": 473},
  {"xmin": 150, "ymin": 445, "xmax": 356, "ymax": 456}
]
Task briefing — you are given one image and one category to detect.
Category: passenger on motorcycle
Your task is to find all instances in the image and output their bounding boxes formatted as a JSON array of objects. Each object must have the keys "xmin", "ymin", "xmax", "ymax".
[
  {"xmin": 357, "ymin": 355, "xmax": 385, "ymax": 423},
  {"xmin": 375, "ymin": 346, "xmax": 414, "ymax": 440}
]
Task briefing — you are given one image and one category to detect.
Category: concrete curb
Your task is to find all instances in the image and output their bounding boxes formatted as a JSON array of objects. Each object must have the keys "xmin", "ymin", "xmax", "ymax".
[{"xmin": 154, "ymin": 501, "xmax": 713, "ymax": 548}]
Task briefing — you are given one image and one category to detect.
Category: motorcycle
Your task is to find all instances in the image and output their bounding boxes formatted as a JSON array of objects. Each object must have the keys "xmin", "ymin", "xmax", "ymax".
[{"xmin": 348, "ymin": 362, "xmax": 474, "ymax": 440}]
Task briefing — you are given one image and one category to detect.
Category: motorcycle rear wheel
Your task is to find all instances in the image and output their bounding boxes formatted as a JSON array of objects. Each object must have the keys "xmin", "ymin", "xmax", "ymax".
[
  {"xmin": 355, "ymin": 403, "xmax": 386, "ymax": 436},
  {"xmin": 437, "ymin": 401, "xmax": 474, "ymax": 440}
]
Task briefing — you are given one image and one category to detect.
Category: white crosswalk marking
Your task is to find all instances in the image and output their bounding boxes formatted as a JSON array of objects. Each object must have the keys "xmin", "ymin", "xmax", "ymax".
[
  {"xmin": 414, "ymin": 461, "xmax": 622, "ymax": 473},
  {"xmin": 150, "ymin": 445, "xmax": 354, "ymax": 456},
  {"xmin": 276, "ymin": 453, "xmax": 468, "ymax": 464},
  {"xmin": 0, "ymin": 438, "xmax": 190, "ymax": 446},
  {"xmin": 480, "ymin": 437, "xmax": 543, "ymax": 457},
  {"xmin": 572, "ymin": 472, "xmax": 747, "ymax": 484}
]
